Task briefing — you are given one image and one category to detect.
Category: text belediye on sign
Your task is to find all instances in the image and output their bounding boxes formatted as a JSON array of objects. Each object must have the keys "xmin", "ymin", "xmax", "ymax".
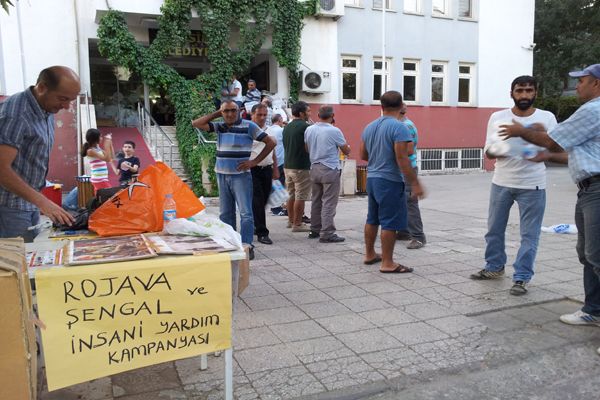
[{"xmin": 36, "ymin": 254, "xmax": 232, "ymax": 391}]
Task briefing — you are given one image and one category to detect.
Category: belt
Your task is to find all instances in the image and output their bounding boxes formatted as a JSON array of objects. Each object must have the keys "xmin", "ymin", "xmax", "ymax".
[
  {"xmin": 253, "ymin": 164, "xmax": 273, "ymax": 170},
  {"xmin": 577, "ymin": 175, "xmax": 600, "ymax": 190}
]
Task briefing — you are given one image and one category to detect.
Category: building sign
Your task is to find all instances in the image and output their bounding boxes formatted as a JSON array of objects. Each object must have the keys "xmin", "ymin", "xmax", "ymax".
[
  {"xmin": 36, "ymin": 254, "xmax": 232, "ymax": 390},
  {"xmin": 149, "ymin": 29, "xmax": 208, "ymax": 58}
]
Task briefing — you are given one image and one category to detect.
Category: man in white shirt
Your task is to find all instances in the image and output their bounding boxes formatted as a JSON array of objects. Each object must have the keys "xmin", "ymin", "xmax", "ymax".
[
  {"xmin": 470, "ymin": 75, "xmax": 558, "ymax": 296},
  {"xmin": 250, "ymin": 103, "xmax": 279, "ymax": 245}
]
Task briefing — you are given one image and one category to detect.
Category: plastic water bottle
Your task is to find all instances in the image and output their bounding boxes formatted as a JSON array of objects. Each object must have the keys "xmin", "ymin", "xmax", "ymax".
[{"xmin": 163, "ymin": 194, "xmax": 177, "ymax": 222}]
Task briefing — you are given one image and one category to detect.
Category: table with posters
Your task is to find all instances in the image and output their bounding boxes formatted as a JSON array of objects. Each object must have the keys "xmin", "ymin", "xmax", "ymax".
[{"xmin": 27, "ymin": 233, "xmax": 245, "ymax": 400}]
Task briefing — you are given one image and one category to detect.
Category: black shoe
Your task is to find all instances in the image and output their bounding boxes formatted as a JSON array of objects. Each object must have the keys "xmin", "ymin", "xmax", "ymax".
[
  {"xmin": 248, "ymin": 247, "xmax": 255, "ymax": 260},
  {"xmin": 308, "ymin": 231, "xmax": 320, "ymax": 239},
  {"xmin": 302, "ymin": 215, "xmax": 311, "ymax": 224},
  {"xmin": 319, "ymin": 234, "xmax": 345, "ymax": 243},
  {"xmin": 258, "ymin": 235, "xmax": 273, "ymax": 245}
]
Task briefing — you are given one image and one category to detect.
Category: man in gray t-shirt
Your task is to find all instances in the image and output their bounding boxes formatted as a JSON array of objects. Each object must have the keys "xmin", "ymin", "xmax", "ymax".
[{"xmin": 304, "ymin": 106, "xmax": 350, "ymax": 242}]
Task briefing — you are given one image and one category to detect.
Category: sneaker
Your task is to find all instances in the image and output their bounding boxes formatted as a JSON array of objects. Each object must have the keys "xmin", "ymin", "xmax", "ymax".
[
  {"xmin": 509, "ymin": 281, "xmax": 527, "ymax": 296},
  {"xmin": 302, "ymin": 215, "xmax": 311, "ymax": 224},
  {"xmin": 278, "ymin": 210, "xmax": 288, "ymax": 216},
  {"xmin": 396, "ymin": 231, "xmax": 411, "ymax": 241},
  {"xmin": 291, "ymin": 223, "xmax": 311, "ymax": 232},
  {"xmin": 248, "ymin": 247, "xmax": 255, "ymax": 261},
  {"xmin": 287, "ymin": 221, "xmax": 292, "ymax": 228},
  {"xmin": 407, "ymin": 239, "xmax": 424, "ymax": 249},
  {"xmin": 559, "ymin": 310, "xmax": 600, "ymax": 326},
  {"xmin": 319, "ymin": 234, "xmax": 345, "ymax": 243},
  {"xmin": 270, "ymin": 207, "xmax": 282, "ymax": 215},
  {"xmin": 469, "ymin": 267, "xmax": 505, "ymax": 280},
  {"xmin": 308, "ymin": 231, "xmax": 320, "ymax": 239}
]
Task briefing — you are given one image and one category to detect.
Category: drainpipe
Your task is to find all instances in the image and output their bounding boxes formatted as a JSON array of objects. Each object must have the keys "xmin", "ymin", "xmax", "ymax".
[
  {"xmin": 381, "ymin": 0, "xmax": 386, "ymax": 94},
  {"xmin": 16, "ymin": 0, "xmax": 27, "ymax": 89}
]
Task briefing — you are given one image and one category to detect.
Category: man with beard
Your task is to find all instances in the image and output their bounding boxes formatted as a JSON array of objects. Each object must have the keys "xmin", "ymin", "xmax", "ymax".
[
  {"xmin": 498, "ymin": 64, "xmax": 600, "ymax": 347},
  {"xmin": 469, "ymin": 76, "xmax": 557, "ymax": 296}
]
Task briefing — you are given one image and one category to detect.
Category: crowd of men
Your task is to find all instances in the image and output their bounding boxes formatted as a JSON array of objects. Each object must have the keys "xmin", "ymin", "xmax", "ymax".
[{"xmin": 1, "ymin": 64, "xmax": 600, "ymax": 355}]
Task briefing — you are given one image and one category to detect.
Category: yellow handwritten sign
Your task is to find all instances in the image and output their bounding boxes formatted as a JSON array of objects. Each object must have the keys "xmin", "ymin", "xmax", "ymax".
[{"xmin": 35, "ymin": 254, "xmax": 232, "ymax": 391}]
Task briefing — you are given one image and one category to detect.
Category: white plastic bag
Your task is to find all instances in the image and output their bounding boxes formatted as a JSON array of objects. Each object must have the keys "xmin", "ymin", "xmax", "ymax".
[
  {"xmin": 267, "ymin": 180, "xmax": 289, "ymax": 208},
  {"xmin": 164, "ymin": 210, "xmax": 243, "ymax": 250},
  {"xmin": 541, "ymin": 224, "xmax": 578, "ymax": 234}
]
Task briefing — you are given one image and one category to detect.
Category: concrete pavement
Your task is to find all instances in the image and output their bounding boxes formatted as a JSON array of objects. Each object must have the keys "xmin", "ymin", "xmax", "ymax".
[{"xmin": 39, "ymin": 168, "xmax": 600, "ymax": 400}]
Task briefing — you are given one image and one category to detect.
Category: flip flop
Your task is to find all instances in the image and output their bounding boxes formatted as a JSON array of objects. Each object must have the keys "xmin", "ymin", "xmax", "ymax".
[
  {"xmin": 380, "ymin": 264, "xmax": 414, "ymax": 273},
  {"xmin": 363, "ymin": 256, "xmax": 382, "ymax": 265}
]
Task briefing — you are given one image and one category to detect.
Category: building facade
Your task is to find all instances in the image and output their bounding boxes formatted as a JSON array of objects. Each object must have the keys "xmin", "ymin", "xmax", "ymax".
[{"xmin": 0, "ymin": 0, "xmax": 536, "ymax": 186}]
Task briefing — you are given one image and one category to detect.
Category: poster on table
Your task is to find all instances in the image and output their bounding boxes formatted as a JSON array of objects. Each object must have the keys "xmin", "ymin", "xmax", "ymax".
[{"xmin": 35, "ymin": 254, "xmax": 232, "ymax": 391}]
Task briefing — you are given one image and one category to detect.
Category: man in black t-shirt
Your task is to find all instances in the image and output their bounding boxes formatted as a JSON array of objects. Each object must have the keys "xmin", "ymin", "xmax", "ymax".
[
  {"xmin": 117, "ymin": 141, "xmax": 140, "ymax": 186},
  {"xmin": 283, "ymin": 101, "xmax": 312, "ymax": 232}
]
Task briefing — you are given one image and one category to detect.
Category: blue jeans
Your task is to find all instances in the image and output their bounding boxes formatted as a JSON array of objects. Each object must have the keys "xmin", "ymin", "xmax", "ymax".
[
  {"xmin": 484, "ymin": 183, "xmax": 546, "ymax": 282},
  {"xmin": 217, "ymin": 173, "xmax": 254, "ymax": 246},
  {"xmin": 576, "ymin": 181, "xmax": 600, "ymax": 316},
  {"xmin": 0, "ymin": 206, "xmax": 40, "ymax": 242}
]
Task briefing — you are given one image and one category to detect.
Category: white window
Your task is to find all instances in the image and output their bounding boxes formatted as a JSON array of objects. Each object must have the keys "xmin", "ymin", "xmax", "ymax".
[
  {"xmin": 431, "ymin": 61, "xmax": 448, "ymax": 104},
  {"xmin": 345, "ymin": 0, "xmax": 363, "ymax": 7},
  {"xmin": 372, "ymin": 58, "xmax": 391, "ymax": 102},
  {"xmin": 432, "ymin": 0, "xmax": 449, "ymax": 16},
  {"xmin": 402, "ymin": 59, "xmax": 420, "ymax": 103},
  {"xmin": 419, "ymin": 148, "xmax": 483, "ymax": 171},
  {"xmin": 458, "ymin": 63, "xmax": 476, "ymax": 105},
  {"xmin": 458, "ymin": 0, "xmax": 472, "ymax": 18},
  {"xmin": 341, "ymin": 56, "xmax": 360, "ymax": 102},
  {"xmin": 373, "ymin": 0, "xmax": 393, "ymax": 10},
  {"xmin": 404, "ymin": 0, "xmax": 421, "ymax": 14}
]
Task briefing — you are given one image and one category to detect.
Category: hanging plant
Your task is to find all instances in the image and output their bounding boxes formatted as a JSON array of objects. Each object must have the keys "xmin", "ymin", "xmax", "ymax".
[{"xmin": 98, "ymin": 0, "xmax": 316, "ymax": 195}]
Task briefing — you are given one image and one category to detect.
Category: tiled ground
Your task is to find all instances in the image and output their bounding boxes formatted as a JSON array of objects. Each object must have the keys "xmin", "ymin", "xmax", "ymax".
[{"xmin": 39, "ymin": 168, "xmax": 600, "ymax": 400}]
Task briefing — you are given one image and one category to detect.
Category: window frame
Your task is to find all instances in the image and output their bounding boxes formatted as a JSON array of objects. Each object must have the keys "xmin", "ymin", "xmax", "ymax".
[
  {"xmin": 402, "ymin": 58, "xmax": 420, "ymax": 105},
  {"xmin": 372, "ymin": 57, "xmax": 392, "ymax": 104},
  {"xmin": 458, "ymin": 0, "xmax": 474, "ymax": 19},
  {"xmin": 430, "ymin": 61, "xmax": 448, "ymax": 105},
  {"xmin": 457, "ymin": 62, "xmax": 476, "ymax": 106},
  {"xmin": 432, "ymin": 0, "xmax": 450, "ymax": 18},
  {"xmin": 344, "ymin": 0, "xmax": 363, "ymax": 8},
  {"xmin": 372, "ymin": 0, "xmax": 394, "ymax": 11},
  {"xmin": 403, "ymin": 0, "xmax": 422, "ymax": 14},
  {"xmin": 340, "ymin": 55, "xmax": 361, "ymax": 103}
]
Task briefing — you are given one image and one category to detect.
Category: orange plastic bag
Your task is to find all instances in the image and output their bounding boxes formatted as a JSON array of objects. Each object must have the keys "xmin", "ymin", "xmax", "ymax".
[{"xmin": 88, "ymin": 162, "xmax": 205, "ymax": 236}]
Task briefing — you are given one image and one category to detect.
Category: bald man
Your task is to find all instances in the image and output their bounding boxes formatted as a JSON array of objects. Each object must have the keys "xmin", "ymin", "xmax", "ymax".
[{"xmin": 0, "ymin": 66, "xmax": 80, "ymax": 241}]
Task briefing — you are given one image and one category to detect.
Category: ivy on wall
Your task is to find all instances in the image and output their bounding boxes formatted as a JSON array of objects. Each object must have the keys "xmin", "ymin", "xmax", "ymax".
[{"xmin": 97, "ymin": 0, "xmax": 316, "ymax": 196}]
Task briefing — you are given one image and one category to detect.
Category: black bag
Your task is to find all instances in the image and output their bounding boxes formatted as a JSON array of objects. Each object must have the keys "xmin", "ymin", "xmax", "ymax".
[
  {"xmin": 53, "ymin": 208, "xmax": 89, "ymax": 231},
  {"xmin": 86, "ymin": 186, "xmax": 124, "ymax": 212}
]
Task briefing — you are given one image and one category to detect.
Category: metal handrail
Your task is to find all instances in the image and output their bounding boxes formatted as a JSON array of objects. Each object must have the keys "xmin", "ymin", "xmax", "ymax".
[
  {"xmin": 192, "ymin": 123, "xmax": 217, "ymax": 145},
  {"xmin": 137, "ymin": 103, "xmax": 175, "ymax": 167}
]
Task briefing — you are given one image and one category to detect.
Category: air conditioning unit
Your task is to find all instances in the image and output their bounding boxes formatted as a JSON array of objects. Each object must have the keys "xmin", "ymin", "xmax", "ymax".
[
  {"xmin": 301, "ymin": 70, "xmax": 331, "ymax": 93},
  {"xmin": 315, "ymin": 0, "xmax": 344, "ymax": 19}
]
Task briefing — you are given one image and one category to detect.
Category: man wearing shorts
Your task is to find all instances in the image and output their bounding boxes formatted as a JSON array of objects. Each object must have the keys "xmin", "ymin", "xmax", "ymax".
[
  {"xmin": 283, "ymin": 101, "xmax": 312, "ymax": 232},
  {"xmin": 360, "ymin": 91, "xmax": 424, "ymax": 273}
]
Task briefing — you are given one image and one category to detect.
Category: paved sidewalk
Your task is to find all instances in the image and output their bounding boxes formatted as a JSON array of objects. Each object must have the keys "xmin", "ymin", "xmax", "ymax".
[{"xmin": 40, "ymin": 168, "xmax": 600, "ymax": 400}]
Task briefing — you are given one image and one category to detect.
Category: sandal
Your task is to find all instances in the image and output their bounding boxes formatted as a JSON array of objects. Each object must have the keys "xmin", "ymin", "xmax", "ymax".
[{"xmin": 380, "ymin": 264, "xmax": 413, "ymax": 273}]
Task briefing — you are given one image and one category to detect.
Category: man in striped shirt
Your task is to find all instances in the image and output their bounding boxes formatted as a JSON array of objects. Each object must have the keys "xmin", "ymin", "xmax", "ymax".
[
  {"xmin": 0, "ymin": 66, "xmax": 79, "ymax": 241},
  {"xmin": 193, "ymin": 100, "xmax": 276, "ymax": 260}
]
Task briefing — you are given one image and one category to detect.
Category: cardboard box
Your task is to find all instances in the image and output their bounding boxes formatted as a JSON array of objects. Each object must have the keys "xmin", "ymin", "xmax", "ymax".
[
  {"xmin": 0, "ymin": 238, "xmax": 37, "ymax": 400},
  {"xmin": 238, "ymin": 245, "xmax": 250, "ymax": 295}
]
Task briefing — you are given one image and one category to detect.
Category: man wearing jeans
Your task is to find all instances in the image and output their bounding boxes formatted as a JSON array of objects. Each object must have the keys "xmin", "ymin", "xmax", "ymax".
[
  {"xmin": 0, "ymin": 66, "xmax": 79, "ymax": 241},
  {"xmin": 396, "ymin": 104, "xmax": 427, "ymax": 249},
  {"xmin": 304, "ymin": 105, "xmax": 350, "ymax": 243},
  {"xmin": 470, "ymin": 76, "xmax": 557, "ymax": 296},
  {"xmin": 193, "ymin": 100, "xmax": 275, "ymax": 260},
  {"xmin": 499, "ymin": 64, "xmax": 600, "ymax": 351}
]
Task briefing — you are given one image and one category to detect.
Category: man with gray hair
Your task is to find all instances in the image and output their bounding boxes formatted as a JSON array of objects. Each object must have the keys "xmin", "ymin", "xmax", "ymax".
[
  {"xmin": 304, "ymin": 105, "xmax": 350, "ymax": 242},
  {"xmin": 0, "ymin": 66, "xmax": 80, "ymax": 240}
]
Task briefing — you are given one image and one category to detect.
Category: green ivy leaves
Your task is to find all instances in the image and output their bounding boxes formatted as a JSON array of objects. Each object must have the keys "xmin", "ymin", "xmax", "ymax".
[{"xmin": 97, "ymin": 0, "xmax": 315, "ymax": 196}]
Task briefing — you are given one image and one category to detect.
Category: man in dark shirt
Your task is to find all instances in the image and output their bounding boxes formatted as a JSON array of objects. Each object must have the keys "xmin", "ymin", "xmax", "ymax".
[
  {"xmin": 117, "ymin": 140, "xmax": 141, "ymax": 186},
  {"xmin": 283, "ymin": 101, "xmax": 312, "ymax": 232}
]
